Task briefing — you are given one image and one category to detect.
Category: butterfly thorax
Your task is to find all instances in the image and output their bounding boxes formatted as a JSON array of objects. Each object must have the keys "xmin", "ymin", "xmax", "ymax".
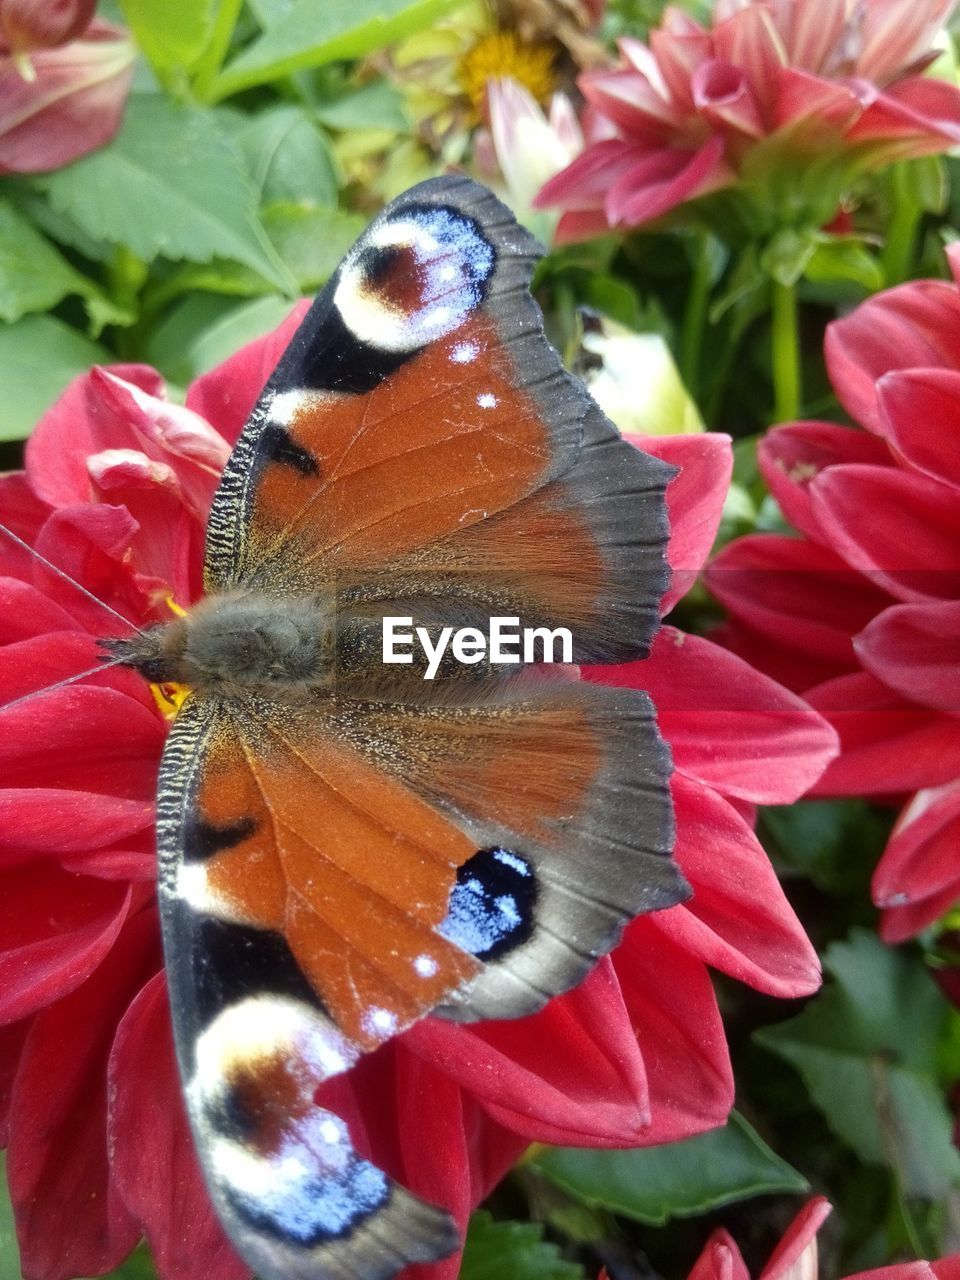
[{"xmin": 105, "ymin": 593, "xmax": 337, "ymax": 701}]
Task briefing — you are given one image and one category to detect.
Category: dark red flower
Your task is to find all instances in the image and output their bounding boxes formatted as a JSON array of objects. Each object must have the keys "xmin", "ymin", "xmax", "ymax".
[
  {"xmin": 0, "ymin": 17, "xmax": 133, "ymax": 175},
  {"xmin": 710, "ymin": 244, "xmax": 960, "ymax": 943},
  {"xmin": 535, "ymin": 0, "xmax": 960, "ymax": 242},
  {"xmin": 0, "ymin": 314, "xmax": 834, "ymax": 1280},
  {"xmin": 0, "ymin": 0, "xmax": 96, "ymax": 55}
]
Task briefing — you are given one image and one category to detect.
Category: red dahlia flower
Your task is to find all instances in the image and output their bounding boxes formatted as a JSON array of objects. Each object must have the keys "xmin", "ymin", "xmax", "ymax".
[
  {"xmin": 0, "ymin": 313, "xmax": 835, "ymax": 1280},
  {"xmin": 0, "ymin": 0, "xmax": 95, "ymax": 55},
  {"xmin": 623, "ymin": 1197, "xmax": 960, "ymax": 1280},
  {"xmin": 535, "ymin": 0, "xmax": 960, "ymax": 242},
  {"xmin": 0, "ymin": 16, "xmax": 133, "ymax": 174},
  {"xmin": 710, "ymin": 243, "xmax": 960, "ymax": 943}
]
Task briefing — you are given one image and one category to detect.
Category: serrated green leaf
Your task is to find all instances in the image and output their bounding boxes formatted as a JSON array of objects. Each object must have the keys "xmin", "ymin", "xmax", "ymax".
[
  {"xmin": 0, "ymin": 1156, "xmax": 19, "ymax": 1280},
  {"xmin": 210, "ymin": 0, "xmax": 465, "ymax": 99},
  {"xmin": 0, "ymin": 316, "xmax": 108, "ymax": 441},
  {"xmin": 235, "ymin": 106, "xmax": 339, "ymax": 206},
  {"xmin": 146, "ymin": 293, "xmax": 293, "ymax": 385},
  {"xmin": 118, "ymin": 0, "xmax": 217, "ymax": 72},
  {"xmin": 263, "ymin": 202, "xmax": 365, "ymax": 289},
  {"xmin": 0, "ymin": 199, "xmax": 93, "ymax": 324},
  {"xmin": 758, "ymin": 929, "xmax": 960, "ymax": 1199},
  {"xmin": 460, "ymin": 1212, "xmax": 585, "ymax": 1280},
  {"xmin": 40, "ymin": 95, "xmax": 295, "ymax": 294},
  {"xmin": 531, "ymin": 1112, "xmax": 807, "ymax": 1226},
  {"xmin": 761, "ymin": 799, "xmax": 890, "ymax": 894}
]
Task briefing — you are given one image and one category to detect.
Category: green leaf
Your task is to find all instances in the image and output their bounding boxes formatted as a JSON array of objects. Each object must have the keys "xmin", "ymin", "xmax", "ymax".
[
  {"xmin": 531, "ymin": 1112, "xmax": 807, "ymax": 1226},
  {"xmin": 40, "ymin": 95, "xmax": 295, "ymax": 294},
  {"xmin": 0, "ymin": 199, "xmax": 91, "ymax": 324},
  {"xmin": 209, "ymin": 0, "xmax": 465, "ymax": 99},
  {"xmin": 235, "ymin": 106, "xmax": 339, "ymax": 206},
  {"xmin": 312, "ymin": 79, "xmax": 409, "ymax": 132},
  {"xmin": 118, "ymin": 0, "xmax": 217, "ymax": 73},
  {"xmin": 263, "ymin": 202, "xmax": 365, "ymax": 289},
  {"xmin": 102, "ymin": 1245, "xmax": 159, "ymax": 1280},
  {"xmin": 0, "ymin": 1156, "xmax": 19, "ymax": 1280},
  {"xmin": 804, "ymin": 237, "xmax": 884, "ymax": 292},
  {"xmin": 758, "ymin": 929, "xmax": 960, "ymax": 1199},
  {"xmin": 761, "ymin": 799, "xmax": 891, "ymax": 895},
  {"xmin": 760, "ymin": 228, "xmax": 816, "ymax": 288},
  {"xmin": 146, "ymin": 293, "xmax": 293, "ymax": 386},
  {"xmin": 459, "ymin": 1212, "xmax": 585, "ymax": 1280},
  {"xmin": 0, "ymin": 316, "xmax": 108, "ymax": 441}
]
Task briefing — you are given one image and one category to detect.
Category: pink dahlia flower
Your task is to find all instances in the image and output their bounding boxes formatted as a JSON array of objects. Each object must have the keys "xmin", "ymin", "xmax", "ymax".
[
  {"xmin": 536, "ymin": 0, "xmax": 960, "ymax": 242},
  {"xmin": 710, "ymin": 243, "xmax": 960, "ymax": 943},
  {"xmin": 0, "ymin": 313, "xmax": 834, "ymax": 1280}
]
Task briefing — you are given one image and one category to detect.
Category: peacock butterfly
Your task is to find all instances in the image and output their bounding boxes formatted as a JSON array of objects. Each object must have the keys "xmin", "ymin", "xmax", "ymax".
[{"xmin": 99, "ymin": 175, "xmax": 687, "ymax": 1280}]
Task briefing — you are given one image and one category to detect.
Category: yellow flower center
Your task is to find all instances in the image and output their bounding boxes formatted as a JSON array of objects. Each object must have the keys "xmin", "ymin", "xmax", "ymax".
[
  {"xmin": 458, "ymin": 30, "xmax": 556, "ymax": 111},
  {"xmin": 150, "ymin": 681, "xmax": 190, "ymax": 720}
]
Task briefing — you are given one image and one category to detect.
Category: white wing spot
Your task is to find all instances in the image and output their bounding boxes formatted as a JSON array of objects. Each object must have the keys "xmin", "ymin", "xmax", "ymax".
[
  {"xmin": 414, "ymin": 954, "xmax": 439, "ymax": 978},
  {"xmin": 451, "ymin": 340, "xmax": 479, "ymax": 364},
  {"xmin": 477, "ymin": 392, "xmax": 498, "ymax": 409}
]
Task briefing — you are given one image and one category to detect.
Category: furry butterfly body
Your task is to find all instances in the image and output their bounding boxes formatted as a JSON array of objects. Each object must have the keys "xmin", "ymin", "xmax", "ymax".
[{"xmin": 108, "ymin": 176, "xmax": 686, "ymax": 1280}]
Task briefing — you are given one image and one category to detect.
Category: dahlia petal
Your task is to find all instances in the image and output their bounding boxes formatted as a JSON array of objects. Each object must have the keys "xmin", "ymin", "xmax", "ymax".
[
  {"xmin": 581, "ymin": 65, "xmax": 682, "ymax": 138},
  {"xmin": 782, "ymin": 0, "xmax": 846, "ymax": 74},
  {"xmin": 858, "ymin": 0, "xmax": 956, "ymax": 90},
  {"xmin": 691, "ymin": 59, "xmax": 765, "ymax": 137},
  {"xmin": 846, "ymin": 78, "xmax": 960, "ymax": 158},
  {"xmin": 810, "ymin": 465, "xmax": 960, "ymax": 602},
  {"xmin": 848, "ymin": 1257, "xmax": 960, "ymax": 1280},
  {"xmin": 710, "ymin": 618, "xmax": 851, "ymax": 693},
  {"xmin": 825, "ymin": 280, "xmax": 960, "ymax": 432},
  {"xmin": 757, "ymin": 421, "xmax": 892, "ymax": 543},
  {"xmin": 708, "ymin": 534, "xmax": 889, "ymax": 669},
  {"xmin": 772, "ymin": 67, "xmax": 861, "ymax": 131},
  {"xmin": 627, "ymin": 431, "xmax": 733, "ymax": 614},
  {"xmin": 0, "ymin": 788, "xmax": 153, "ymax": 861},
  {"xmin": 406, "ymin": 959, "xmax": 651, "ymax": 1145},
  {"xmin": 185, "ymin": 302, "xmax": 308, "ymax": 446},
  {"xmin": 873, "ymin": 780, "xmax": 960, "ymax": 928},
  {"xmin": 0, "ymin": 579, "xmax": 82, "ymax": 642},
  {"xmin": 614, "ymin": 920, "xmax": 734, "ymax": 1143},
  {"xmin": 712, "ymin": 4, "xmax": 788, "ymax": 109},
  {"xmin": 760, "ymin": 1196, "xmax": 831, "ymax": 1279},
  {"xmin": 808, "ymin": 672, "xmax": 960, "ymax": 794},
  {"xmin": 25, "ymin": 364, "xmax": 165, "ymax": 508},
  {"xmin": 654, "ymin": 774, "xmax": 821, "ymax": 998},
  {"xmin": 592, "ymin": 629, "xmax": 838, "ymax": 803},
  {"xmin": 553, "ymin": 207, "xmax": 619, "ymax": 244},
  {"xmin": 878, "ymin": 368, "xmax": 960, "ymax": 487},
  {"xmin": 689, "ymin": 1229, "xmax": 751, "ymax": 1280},
  {"xmin": 0, "ymin": 1020, "xmax": 28, "ymax": 1145},
  {"xmin": 0, "ymin": 474, "xmax": 52, "ymax": 577},
  {"xmin": 855, "ymin": 600, "xmax": 960, "ymax": 714},
  {"xmin": 0, "ymin": 686, "xmax": 163, "ymax": 797},
  {"xmin": 0, "ymin": 862, "xmax": 131, "ymax": 1021},
  {"xmin": 6, "ymin": 913, "xmax": 157, "ymax": 1280},
  {"xmin": 649, "ymin": 24, "xmax": 711, "ymax": 111},
  {"xmin": 535, "ymin": 138, "xmax": 650, "ymax": 214},
  {"xmin": 0, "ymin": 23, "xmax": 134, "ymax": 175},
  {"xmin": 608, "ymin": 134, "xmax": 732, "ymax": 227},
  {"xmin": 108, "ymin": 974, "xmax": 248, "ymax": 1280},
  {"xmin": 0, "ymin": 630, "xmax": 153, "ymax": 725}
]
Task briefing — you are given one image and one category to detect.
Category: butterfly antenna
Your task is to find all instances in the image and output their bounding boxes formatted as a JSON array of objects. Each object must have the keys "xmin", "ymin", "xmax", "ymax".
[
  {"xmin": 1, "ymin": 654, "xmax": 134, "ymax": 714},
  {"xmin": 0, "ymin": 519, "xmax": 145, "ymax": 637}
]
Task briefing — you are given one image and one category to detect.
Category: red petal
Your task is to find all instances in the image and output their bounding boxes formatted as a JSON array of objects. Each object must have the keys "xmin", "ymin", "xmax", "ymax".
[
  {"xmin": 691, "ymin": 59, "xmax": 765, "ymax": 137},
  {"xmin": 808, "ymin": 672, "xmax": 960, "ymax": 794},
  {"xmin": 846, "ymin": 78, "xmax": 960, "ymax": 158},
  {"xmin": 0, "ymin": 862, "xmax": 131, "ymax": 1021},
  {"xmin": 0, "ymin": 475, "xmax": 52, "ymax": 576},
  {"xmin": 773, "ymin": 67, "xmax": 860, "ymax": 131},
  {"xmin": 708, "ymin": 534, "xmax": 889, "ymax": 668},
  {"xmin": 0, "ymin": 686, "xmax": 163, "ymax": 797},
  {"xmin": 689, "ymin": 1229, "xmax": 750, "ymax": 1280},
  {"xmin": 810, "ymin": 465, "xmax": 960, "ymax": 602},
  {"xmin": 614, "ymin": 921, "xmax": 734, "ymax": 1143},
  {"xmin": 581, "ymin": 65, "xmax": 682, "ymax": 138},
  {"xmin": 536, "ymin": 138, "xmax": 652, "ymax": 213},
  {"xmin": 878, "ymin": 368, "xmax": 960, "ymax": 487},
  {"xmin": 847, "ymin": 1254, "xmax": 960, "ymax": 1280},
  {"xmin": 713, "ymin": 3, "xmax": 787, "ymax": 107},
  {"xmin": 0, "ymin": 581, "xmax": 82, "ymax": 642},
  {"xmin": 631, "ymin": 431, "xmax": 733, "ymax": 614},
  {"xmin": 873, "ymin": 781, "xmax": 960, "ymax": 939},
  {"xmin": 6, "ymin": 913, "xmax": 159, "ymax": 1280},
  {"xmin": 185, "ymin": 303, "xmax": 309, "ymax": 446},
  {"xmin": 406, "ymin": 959, "xmax": 651, "ymax": 1146},
  {"xmin": 0, "ymin": 788, "xmax": 152, "ymax": 862},
  {"xmin": 108, "ymin": 974, "xmax": 248, "ymax": 1280},
  {"xmin": 709, "ymin": 617, "xmax": 851, "ymax": 694},
  {"xmin": 0, "ymin": 23, "xmax": 134, "ymax": 174},
  {"xmin": 758, "ymin": 421, "xmax": 892, "ymax": 543},
  {"xmin": 0, "ymin": 1020, "xmax": 29, "ymax": 1144},
  {"xmin": 855, "ymin": 600, "xmax": 960, "ymax": 714},
  {"xmin": 26, "ymin": 365, "xmax": 166, "ymax": 508},
  {"xmin": 760, "ymin": 1197, "xmax": 831, "ymax": 1279},
  {"xmin": 655, "ymin": 774, "xmax": 821, "ymax": 997},
  {"xmin": 608, "ymin": 135, "xmax": 732, "ymax": 227},
  {"xmin": 593, "ymin": 629, "xmax": 838, "ymax": 803},
  {"xmin": 825, "ymin": 279, "xmax": 960, "ymax": 433}
]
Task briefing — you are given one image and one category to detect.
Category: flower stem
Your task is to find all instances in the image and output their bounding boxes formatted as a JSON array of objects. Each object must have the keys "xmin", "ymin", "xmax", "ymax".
[
  {"xmin": 680, "ymin": 230, "xmax": 712, "ymax": 402},
  {"xmin": 881, "ymin": 166, "xmax": 923, "ymax": 287},
  {"xmin": 192, "ymin": 0, "xmax": 245, "ymax": 102},
  {"xmin": 771, "ymin": 278, "xmax": 800, "ymax": 423}
]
